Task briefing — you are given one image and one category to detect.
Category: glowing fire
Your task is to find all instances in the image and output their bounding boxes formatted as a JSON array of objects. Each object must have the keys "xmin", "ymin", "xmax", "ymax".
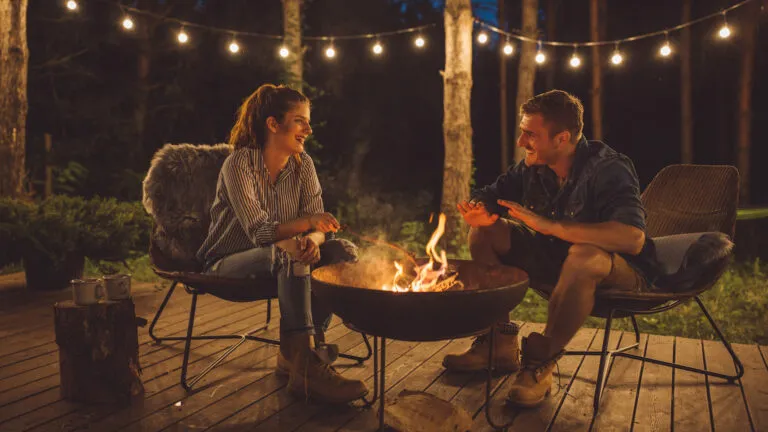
[{"xmin": 381, "ymin": 213, "xmax": 451, "ymax": 292}]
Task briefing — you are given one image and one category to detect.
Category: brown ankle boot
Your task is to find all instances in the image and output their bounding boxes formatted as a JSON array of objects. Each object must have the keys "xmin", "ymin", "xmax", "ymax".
[
  {"xmin": 506, "ymin": 332, "xmax": 563, "ymax": 408},
  {"xmin": 276, "ymin": 329, "xmax": 339, "ymax": 376},
  {"xmin": 442, "ymin": 322, "xmax": 520, "ymax": 373},
  {"xmin": 278, "ymin": 331, "xmax": 368, "ymax": 404}
]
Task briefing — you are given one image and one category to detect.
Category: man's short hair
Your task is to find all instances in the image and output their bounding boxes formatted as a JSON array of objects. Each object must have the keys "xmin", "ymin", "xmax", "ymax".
[{"xmin": 520, "ymin": 90, "xmax": 584, "ymax": 143}]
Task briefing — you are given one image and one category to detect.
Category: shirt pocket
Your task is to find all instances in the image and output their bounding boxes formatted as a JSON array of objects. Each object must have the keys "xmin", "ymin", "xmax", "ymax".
[{"xmin": 565, "ymin": 194, "xmax": 587, "ymax": 221}]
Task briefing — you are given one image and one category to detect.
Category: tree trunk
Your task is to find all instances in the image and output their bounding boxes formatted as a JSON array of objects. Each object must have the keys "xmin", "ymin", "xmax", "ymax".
[
  {"xmin": 442, "ymin": 0, "xmax": 473, "ymax": 253},
  {"xmin": 513, "ymin": 0, "xmax": 538, "ymax": 164},
  {"xmin": 282, "ymin": 0, "xmax": 303, "ymax": 91},
  {"xmin": 589, "ymin": 0, "xmax": 604, "ymax": 140},
  {"xmin": 737, "ymin": 0, "xmax": 760, "ymax": 205},
  {"xmin": 680, "ymin": 0, "xmax": 693, "ymax": 164},
  {"xmin": 0, "ymin": 0, "xmax": 28, "ymax": 198},
  {"xmin": 545, "ymin": 0, "xmax": 559, "ymax": 91},
  {"xmin": 499, "ymin": 0, "xmax": 509, "ymax": 172},
  {"xmin": 134, "ymin": 2, "xmax": 153, "ymax": 168}
]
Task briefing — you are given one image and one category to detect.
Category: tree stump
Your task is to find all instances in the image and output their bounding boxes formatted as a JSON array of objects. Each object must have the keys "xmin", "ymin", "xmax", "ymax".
[{"xmin": 54, "ymin": 299, "xmax": 143, "ymax": 405}]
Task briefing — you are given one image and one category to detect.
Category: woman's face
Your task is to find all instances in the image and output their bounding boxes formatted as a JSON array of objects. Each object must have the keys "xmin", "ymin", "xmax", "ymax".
[{"xmin": 269, "ymin": 102, "xmax": 312, "ymax": 154}]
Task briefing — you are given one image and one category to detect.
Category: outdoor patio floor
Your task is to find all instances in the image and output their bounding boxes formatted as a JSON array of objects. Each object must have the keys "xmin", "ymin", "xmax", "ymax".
[{"xmin": 0, "ymin": 282, "xmax": 765, "ymax": 431}]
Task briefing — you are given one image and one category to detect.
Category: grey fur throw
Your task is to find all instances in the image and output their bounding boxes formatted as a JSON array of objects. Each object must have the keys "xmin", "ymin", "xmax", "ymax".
[{"xmin": 142, "ymin": 143, "xmax": 231, "ymax": 270}]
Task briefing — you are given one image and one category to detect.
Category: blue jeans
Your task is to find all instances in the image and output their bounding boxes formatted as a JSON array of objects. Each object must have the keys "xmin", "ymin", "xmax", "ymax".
[{"xmin": 205, "ymin": 239, "xmax": 358, "ymax": 334}]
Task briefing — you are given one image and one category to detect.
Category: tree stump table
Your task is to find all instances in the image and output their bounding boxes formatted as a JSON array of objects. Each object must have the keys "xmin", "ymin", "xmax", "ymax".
[{"xmin": 54, "ymin": 299, "xmax": 144, "ymax": 404}]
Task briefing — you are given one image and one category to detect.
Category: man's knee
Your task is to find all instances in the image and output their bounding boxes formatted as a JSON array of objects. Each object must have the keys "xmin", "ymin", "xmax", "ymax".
[
  {"xmin": 468, "ymin": 223, "xmax": 510, "ymax": 255},
  {"xmin": 564, "ymin": 244, "xmax": 612, "ymax": 281},
  {"xmin": 317, "ymin": 239, "xmax": 359, "ymax": 268}
]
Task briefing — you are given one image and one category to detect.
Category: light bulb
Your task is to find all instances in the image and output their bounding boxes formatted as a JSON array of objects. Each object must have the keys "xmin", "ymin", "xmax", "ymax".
[
  {"xmin": 611, "ymin": 51, "xmax": 623, "ymax": 65},
  {"xmin": 570, "ymin": 55, "xmax": 581, "ymax": 68},
  {"xmin": 325, "ymin": 46, "xmax": 336, "ymax": 58},
  {"xmin": 372, "ymin": 42, "xmax": 383, "ymax": 55},
  {"xmin": 279, "ymin": 46, "xmax": 289, "ymax": 58},
  {"xmin": 121, "ymin": 17, "xmax": 134, "ymax": 31},
  {"xmin": 503, "ymin": 43, "xmax": 514, "ymax": 56},
  {"xmin": 228, "ymin": 41, "xmax": 240, "ymax": 54},
  {"xmin": 66, "ymin": 0, "xmax": 78, "ymax": 11},
  {"xmin": 718, "ymin": 25, "xmax": 731, "ymax": 39},
  {"xmin": 177, "ymin": 30, "xmax": 189, "ymax": 44},
  {"xmin": 477, "ymin": 32, "xmax": 489, "ymax": 45},
  {"xmin": 660, "ymin": 42, "xmax": 672, "ymax": 57},
  {"xmin": 414, "ymin": 36, "xmax": 425, "ymax": 48},
  {"xmin": 535, "ymin": 51, "xmax": 546, "ymax": 64}
]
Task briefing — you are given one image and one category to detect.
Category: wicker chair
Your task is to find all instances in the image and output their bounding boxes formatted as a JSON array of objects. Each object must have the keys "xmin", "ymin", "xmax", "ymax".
[
  {"xmin": 532, "ymin": 164, "xmax": 744, "ymax": 416},
  {"xmin": 143, "ymin": 144, "xmax": 371, "ymax": 391}
]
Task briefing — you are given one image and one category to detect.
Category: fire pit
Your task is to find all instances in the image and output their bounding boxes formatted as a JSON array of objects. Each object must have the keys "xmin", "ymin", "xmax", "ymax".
[{"xmin": 311, "ymin": 259, "xmax": 528, "ymax": 341}]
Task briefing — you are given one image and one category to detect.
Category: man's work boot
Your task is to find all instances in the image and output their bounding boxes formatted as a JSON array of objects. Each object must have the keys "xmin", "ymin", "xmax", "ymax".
[
  {"xmin": 276, "ymin": 329, "xmax": 338, "ymax": 376},
  {"xmin": 277, "ymin": 331, "xmax": 368, "ymax": 404},
  {"xmin": 442, "ymin": 322, "xmax": 520, "ymax": 373},
  {"xmin": 506, "ymin": 332, "xmax": 563, "ymax": 408}
]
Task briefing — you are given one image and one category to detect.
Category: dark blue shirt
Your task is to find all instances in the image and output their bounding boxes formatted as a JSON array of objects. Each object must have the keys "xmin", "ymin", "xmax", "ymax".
[{"xmin": 472, "ymin": 137, "xmax": 657, "ymax": 281}]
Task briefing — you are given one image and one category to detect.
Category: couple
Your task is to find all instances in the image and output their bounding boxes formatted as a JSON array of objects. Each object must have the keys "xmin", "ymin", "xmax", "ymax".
[{"xmin": 197, "ymin": 85, "xmax": 657, "ymax": 407}]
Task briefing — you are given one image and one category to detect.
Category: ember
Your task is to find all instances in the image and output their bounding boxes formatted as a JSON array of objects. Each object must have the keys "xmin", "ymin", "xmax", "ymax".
[{"xmin": 381, "ymin": 213, "xmax": 463, "ymax": 292}]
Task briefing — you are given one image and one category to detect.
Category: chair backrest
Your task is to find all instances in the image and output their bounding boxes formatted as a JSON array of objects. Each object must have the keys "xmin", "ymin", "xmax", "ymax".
[
  {"xmin": 641, "ymin": 164, "xmax": 739, "ymax": 238},
  {"xmin": 142, "ymin": 143, "xmax": 232, "ymax": 271}
]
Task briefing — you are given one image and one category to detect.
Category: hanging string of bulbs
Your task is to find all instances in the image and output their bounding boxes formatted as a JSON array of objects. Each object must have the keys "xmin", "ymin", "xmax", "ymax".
[{"xmin": 61, "ymin": 0, "xmax": 758, "ymax": 65}]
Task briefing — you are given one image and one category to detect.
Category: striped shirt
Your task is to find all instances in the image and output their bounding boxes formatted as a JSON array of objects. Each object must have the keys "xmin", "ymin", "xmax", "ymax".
[{"xmin": 196, "ymin": 147, "xmax": 324, "ymax": 266}]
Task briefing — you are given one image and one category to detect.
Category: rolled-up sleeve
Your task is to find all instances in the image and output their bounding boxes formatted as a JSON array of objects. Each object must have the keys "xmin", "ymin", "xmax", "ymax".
[
  {"xmin": 298, "ymin": 154, "xmax": 324, "ymax": 217},
  {"xmin": 592, "ymin": 158, "xmax": 646, "ymax": 230},
  {"xmin": 222, "ymin": 152, "xmax": 278, "ymax": 246}
]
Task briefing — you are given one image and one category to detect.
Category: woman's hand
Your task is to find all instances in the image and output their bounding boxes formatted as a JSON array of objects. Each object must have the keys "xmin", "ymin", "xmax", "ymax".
[
  {"xmin": 297, "ymin": 235, "xmax": 321, "ymax": 264},
  {"xmin": 308, "ymin": 213, "xmax": 340, "ymax": 233}
]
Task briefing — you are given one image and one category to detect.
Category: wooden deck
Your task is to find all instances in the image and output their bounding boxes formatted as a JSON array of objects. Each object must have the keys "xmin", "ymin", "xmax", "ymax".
[{"xmin": 0, "ymin": 284, "xmax": 765, "ymax": 431}]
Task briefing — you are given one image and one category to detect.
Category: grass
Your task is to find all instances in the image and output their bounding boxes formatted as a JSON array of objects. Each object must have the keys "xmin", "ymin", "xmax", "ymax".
[{"xmin": 512, "ymin": 259, "xmax": 768, "ymax": 345}]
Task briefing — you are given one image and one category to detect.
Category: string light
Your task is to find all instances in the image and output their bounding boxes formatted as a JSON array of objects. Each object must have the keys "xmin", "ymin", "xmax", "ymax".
[
  {"xmin": 372, "ymin": 41, "xmax": 384, "ymax": 55},
  {"xmin": 611, "ymin": 44, "xmax": 624, "ymax": 65},
  {"xmin": 177, "ymin": 29, "xmax": 189, "ymax": 44},
  {"xmin": 502, "ymin": 40, "xmax": 514, "ymax": 56},
  {"xmin": 718, "ymin": 13, "xmax": 732, "ymax": 39},
  {"xmin": 414, "ymin": 35, "xmax": 426, "ymax": 48},
  {"xmin": 121, "ymin": 16, "xmax": 135, "ymax": 31},
  {"xmin": 228, "ymin": 39, "xmax": 240, "ymax": 54},
  {"xmin": 569, "ymin": 46, "xmax": 581, "ymax": 68},
  {"xmin": 278, "ymin": 45, "xmax": 289, "ymax": 58},
  {"xmin": 659, "ymin": 33, "xmax": 672, "ymax": 57},
  {"xmin": 325, "ymin": 44, "xmax": 336, "ymax": 59},
  {"xmin": 477, "ymin": 31, "xmax": 489, "ymax": 45},
  {"xmin": 535, "ymin": 42, "xmax": 546, "ymax": 64},
  {"xmin": 66, "ymin": 0, "xmax": 78, "ymax": 11}
]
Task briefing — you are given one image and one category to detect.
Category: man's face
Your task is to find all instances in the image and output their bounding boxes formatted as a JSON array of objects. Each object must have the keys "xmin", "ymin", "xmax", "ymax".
[{"xmin": 516, "ymin": 113, "xmax": 567, "ymax": 167}]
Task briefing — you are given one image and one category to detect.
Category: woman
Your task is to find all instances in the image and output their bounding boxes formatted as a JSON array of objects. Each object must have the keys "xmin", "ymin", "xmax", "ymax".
[{"xmin": 197, "ymin": 84, "xmax": 367, "ymax": 404}]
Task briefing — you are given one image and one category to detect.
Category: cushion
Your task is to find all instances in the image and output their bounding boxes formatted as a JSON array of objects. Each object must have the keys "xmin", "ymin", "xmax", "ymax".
[{"xmin": 653, "ymin": 232, "xmax": 733, "ymax": 292}]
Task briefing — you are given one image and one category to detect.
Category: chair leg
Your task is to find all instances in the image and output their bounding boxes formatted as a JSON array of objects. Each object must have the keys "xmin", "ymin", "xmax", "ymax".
[
  {"xmin": 593, "ymin": 310, "xmax": 615, "ymax": 416},
  {"xmin": 180, "ymin": 291, "xmax": 198, "ymax": 391},
  {"xmin": 149, "ymin": 281, "xmax": 178, "ymax": 343},
  {"xmin": 695, "ymin": 296, "xmax": 745, "ymax": 382},
  {"xmin": 630, "ymin": 315, "xmax": 640, "ymax": 344}
]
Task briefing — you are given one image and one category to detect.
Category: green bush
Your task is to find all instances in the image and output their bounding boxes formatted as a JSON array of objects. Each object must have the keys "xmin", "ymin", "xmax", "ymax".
[
  {"xmin": 511, "ymin": 259, "xmax": 768, "ymax": 345},
  {"xmin": 0, "ymin": 199, "xmax": 35, "ymax": 268}
]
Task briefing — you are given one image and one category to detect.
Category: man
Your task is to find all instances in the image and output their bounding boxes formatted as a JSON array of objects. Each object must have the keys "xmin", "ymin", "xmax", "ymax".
[{"xmin": 442, "ymin": 90, "xmax": 657, "ymax": 407}]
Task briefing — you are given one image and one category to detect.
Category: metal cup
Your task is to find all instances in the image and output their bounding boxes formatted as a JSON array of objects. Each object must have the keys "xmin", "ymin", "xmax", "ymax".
[
  {"xmin": 71, "ymin": 278, "xmax": 104, "ymax": 305},
  {"xmin": 103, "ymin": 274, "xmax": 131, "ymax": 300}
]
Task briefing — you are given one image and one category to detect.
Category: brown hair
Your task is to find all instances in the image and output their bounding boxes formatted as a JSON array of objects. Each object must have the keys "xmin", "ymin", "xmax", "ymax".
[
  {"xmin": 229, "ymin": 84, "xmax": 309, "ymax": 150},
  {"xmin": 520, "ymin": 90, "xmax": 584, "ymax": 144}
]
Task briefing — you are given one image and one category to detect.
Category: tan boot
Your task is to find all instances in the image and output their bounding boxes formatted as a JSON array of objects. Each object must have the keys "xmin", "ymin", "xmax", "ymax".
[
  {"xmin": 442, "ymin": 322, "xmax": 520, "ymax": 373},
  {"xmin": 506, "ymin": 332, "xmax": 563, "ymax": 408},
  {"xmin": 276, "ymin": 329, "xmax": 338, "ymax": 376},
  {"xmin": 279, "ymin": 331, "xmax": 368, "ymax": 404}
]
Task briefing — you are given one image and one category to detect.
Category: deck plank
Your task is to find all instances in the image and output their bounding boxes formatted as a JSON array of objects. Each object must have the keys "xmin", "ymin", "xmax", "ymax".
[
  {"xmin": 731, "ymin": 344, "xmax": 768, "ymax": 432},
  {"xmin": 631, "ymin": 334, "xmax": 674, "ymax": 432},
  {"xmin": 702, "ymin": 339, "xmax": 753, "ymax": 431},
  {"xmin": 673, "ymin": 337, "xmax": 712, "ymax": 432}
]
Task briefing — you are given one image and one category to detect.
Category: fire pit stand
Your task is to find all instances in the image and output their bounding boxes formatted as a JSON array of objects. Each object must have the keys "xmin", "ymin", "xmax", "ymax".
[{"xmin": 352, "ymin": 326, "xmax": 516, "ymax": 431}]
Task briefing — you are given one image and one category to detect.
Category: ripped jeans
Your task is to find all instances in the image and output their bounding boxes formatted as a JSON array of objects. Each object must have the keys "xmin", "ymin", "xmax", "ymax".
[{"xmin": 204, "ymin": 239, "xmax": 358, "ymax": 335}]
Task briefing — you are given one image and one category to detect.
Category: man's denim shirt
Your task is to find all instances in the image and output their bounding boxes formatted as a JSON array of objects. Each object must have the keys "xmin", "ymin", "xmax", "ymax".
[{"xmin": 472, "ymin": 137, "xmax": 657, "ymax": 282}]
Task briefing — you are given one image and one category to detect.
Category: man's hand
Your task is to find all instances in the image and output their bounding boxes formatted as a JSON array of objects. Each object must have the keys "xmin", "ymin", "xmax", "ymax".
[
  {"xmin": 497, "ymin": 199, "xmax": 556, "ymax": 235},
  {"xmin": 308, "ymin": 213, "xmax": 340, "ymax": 233},
  {"xmin": 457, "ymin": 200, "xmax": 499, "ymax": 227},
  {"xmin": 297, "ymin": 235, "xmax": 321, "ymax": 264}
]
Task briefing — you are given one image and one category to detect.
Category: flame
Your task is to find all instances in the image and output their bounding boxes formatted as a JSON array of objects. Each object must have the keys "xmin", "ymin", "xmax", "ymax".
[{"xmin": 381, "ymin": 213, "xmax": 450, "ymax": 292}]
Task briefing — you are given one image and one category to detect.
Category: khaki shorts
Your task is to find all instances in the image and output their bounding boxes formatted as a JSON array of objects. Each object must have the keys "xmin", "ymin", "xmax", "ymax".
[{"xmin": 498, "ymin": 221, "xmax": 650, "ymax": 292}]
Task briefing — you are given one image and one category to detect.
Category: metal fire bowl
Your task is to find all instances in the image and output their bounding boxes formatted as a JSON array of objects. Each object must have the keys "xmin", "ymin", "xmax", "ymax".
[{"xmin": 311, "ymin": 259, "xmax": 529, "ymax": 342}]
